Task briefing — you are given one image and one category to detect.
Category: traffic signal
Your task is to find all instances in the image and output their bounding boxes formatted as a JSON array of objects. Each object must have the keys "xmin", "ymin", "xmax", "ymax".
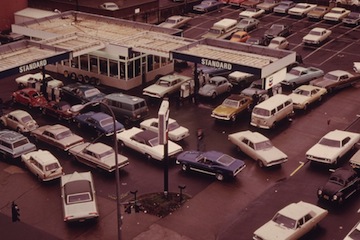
[{"xmin": 11, "ymin": 201, "xmax": 20, "ymax": 222}]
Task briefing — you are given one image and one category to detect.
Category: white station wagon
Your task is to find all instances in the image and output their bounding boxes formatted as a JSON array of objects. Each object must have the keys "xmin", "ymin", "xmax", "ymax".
[
  {"xmin": 253, "ymin": 201, "xmax": 328, "ymax": 240},
  {"xmin": 21, "ymin": 149, "xmax": 63, "ymax": 181},
  {"xmin": 61, "ymin": 171, "xmax": 99, "ymax": 222},
  {"xmin": 306, "ymin": 129, "xmax": 360, "ymax": 165},
  {"xmin": 143, "ymin": 74, "xmax": 192, "ymax": 98},
  {"xmin": 228, "ymin": 130, "xmax": 288, "ymax": 167}
]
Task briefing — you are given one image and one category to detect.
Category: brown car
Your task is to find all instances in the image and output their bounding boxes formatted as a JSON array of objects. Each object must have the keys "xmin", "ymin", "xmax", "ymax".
[{"xmin": 307, "ymin": 6, "xmax": 332, "ymax": 20}]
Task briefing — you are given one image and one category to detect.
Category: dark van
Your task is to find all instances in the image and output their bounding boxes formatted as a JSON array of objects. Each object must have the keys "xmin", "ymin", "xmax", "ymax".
[{"xmin": 102, "ymin": 93, "xmax": 149, "ymax": 124}]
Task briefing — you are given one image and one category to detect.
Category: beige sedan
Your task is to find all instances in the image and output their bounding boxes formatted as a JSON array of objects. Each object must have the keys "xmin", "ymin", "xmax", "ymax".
[{"xmin": 289, "ymin": 85, "xmax": 327, "ymax": 110}]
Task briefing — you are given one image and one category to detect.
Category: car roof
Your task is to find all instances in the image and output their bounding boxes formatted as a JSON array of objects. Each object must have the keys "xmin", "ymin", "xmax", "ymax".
[
  {"xmin": 227, "ymin": 94, "xmax": 251, "ymax": 101},
  {"xmin": 323, "ymin": 130, "xmax": 358, "ymax": 140},
  {"xmin": 105, "ymin": 93, "xmax": 146, "ymax": 104},
  {"xmin": 0, "ymin": 130, "xmax": 27, "ymax": 143},
  {"xmin": 209, "ymin": 76, "xmax": 228, "ymax": 82},
  {"xmin": 85, "ymin": 142, "xmax": 112, "ymax": 154},
  {"xmin": 91, "ymin": 112, "xmax": 111, "ymax": 121},
  {"xmin": 277, "ymin": 202, "xmax": 310, "ymax": 220},
  {"xmin": 330, "ymin": 168, "xmax": 356, "ymax": 181},
  {"xmin": 62, "ymin": 172, "xmax": 92, "ymax": 192},
  {"xmin": 327, "ymin": 70, "xmax": 350, "ymax": 76},
  {"xmin": 29, "ymin": 150, "xmax": 59, "ymax": 165},
  {"xmin": 8, "ymin": 109, "xmax": 31, "ymax": 118},
  {"xmin": 296, "ymin": 85, "xmax": 322, "ymax": 91},
  {"xmin": 311, "ymin": 27, "xmax": 327, "ymax": 31},
  {"xmin": 242, "ymin": 130, "xmax": 269, "ymax": 142},
  {"xmin": 44, "ymin": 124, "xmax": 70, "ymax": 134},
  {"xmin": 134, "ymin": 129, "xmax": 157, "ymax": 142},
  {"xmin": 271, "ymin": 36, "xmax": 286, "ymax": 41}
]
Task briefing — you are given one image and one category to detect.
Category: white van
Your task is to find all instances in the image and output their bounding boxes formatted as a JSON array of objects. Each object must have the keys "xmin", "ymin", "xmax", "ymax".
[
  {"xmin": 201, "ymin": 18, "xmax": 238, "ymax": 39},
  {"xmin": 250, "ymin": 94, "xmax": 293, "ymax": 129}
]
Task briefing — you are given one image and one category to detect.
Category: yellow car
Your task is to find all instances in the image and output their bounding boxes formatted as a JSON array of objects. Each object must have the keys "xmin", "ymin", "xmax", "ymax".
[
  {"xmin": 230, "ymin": 31, "xmax": 251, "ymax": 43},
  {"xmin": 211, "ymin": 94, "xmax": 252, "ymax": 121}
]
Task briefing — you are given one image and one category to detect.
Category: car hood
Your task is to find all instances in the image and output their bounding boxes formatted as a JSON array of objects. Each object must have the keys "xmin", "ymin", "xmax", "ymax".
[
  {"xmin": 265, "ymin": 29, "xmax": 280, "ymax": 36},
  {"xmin": 143, "ymin": 84, "xmax": 168, "ymax": 95},
  {"xmin": 87, "ymin": 93, "xmax": 106, "ymax": 102},
  {"xmin": 213, "ymin": 105, "xmax": 237, "ymax": 116},
  {"xmin": 169, "ymin": 126, "xmax": 189, "ymax": 137},
  {"xmin": 288, "ymin": 93, "xmax": 308, "ymax": 104},
  {"xmin": 283, "ymin": 73, "xmax": 298, "ymax": 82},
  {"xmin": 303, "ymin": 34, "xmax": 319, "ymax": 41},
  {"xmin": 311, "ymin": 79, "xmax": 334, "ymax": 88},
  {"xmin": 321, "ymin": 181, "xmax": 342, "ymax": 196},
  {"xmin": 256, "ymin": 148, "xmax": 287, "ymax": 163},
  {"xmin": 306, "ymin": 144, "xmax": 341, "ymax": 159},
  {"xmin": 241, "ymin": 88, "xmax": 266, "ymax": 97},
  {"xmin": 254, "ymin": 221, "xmax": 295, "ymax": 240}
]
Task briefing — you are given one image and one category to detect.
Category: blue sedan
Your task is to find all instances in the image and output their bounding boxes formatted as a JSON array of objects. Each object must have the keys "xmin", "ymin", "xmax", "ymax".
[
  {"xmin": 176, "ymin": 150, "xmax": 246, "ymax": 181},
  {"xmin": 74, "ymin": 111, "xmax": 124, "ymax": 137}
]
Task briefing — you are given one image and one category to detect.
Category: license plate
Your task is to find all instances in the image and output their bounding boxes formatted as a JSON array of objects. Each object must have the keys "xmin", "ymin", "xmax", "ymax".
[{"xmin": 323, "ymin": 195, "xmax": 329, "ymax": 200}]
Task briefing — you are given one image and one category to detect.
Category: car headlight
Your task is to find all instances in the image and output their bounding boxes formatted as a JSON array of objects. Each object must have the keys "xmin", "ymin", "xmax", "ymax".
[
  {"xmin": 317, "ymin": 189, "xmax": 322, "ymax": 195},
  {"xmin": 332, "ymin": 195, "xmax": 338, "ymax": 201}
]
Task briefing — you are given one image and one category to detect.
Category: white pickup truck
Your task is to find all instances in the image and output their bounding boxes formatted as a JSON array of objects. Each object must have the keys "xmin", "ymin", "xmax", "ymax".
[{"xmin": 15, "ymin": 72, "xmax": 63, "ymax": 89}]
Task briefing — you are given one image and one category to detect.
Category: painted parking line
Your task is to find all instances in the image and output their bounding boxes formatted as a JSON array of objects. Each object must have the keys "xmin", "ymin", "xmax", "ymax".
[{"xmin": 290, "ymin": 161, "xmax": 306, "ymax": 177}]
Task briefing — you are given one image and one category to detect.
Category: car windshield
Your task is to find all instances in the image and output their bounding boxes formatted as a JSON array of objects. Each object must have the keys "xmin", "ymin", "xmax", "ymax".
[
  {"xmin": 329, "ymin": 176, "xmax": 346, "ymax": 186},
  {"xmin": 209, "ymin": 28, "xmax": 222, "ymax": 34},
  {"xmin": 13, "ymin": 138, "xmax": 30, "ymax": 148},
  {"xmin": 168, "ymin": 122, "xmax": 180, "ymax": 131},
  {"xmin": 45, "ymin": 162, "xmax": 60, "ymax": 171},
  {"xmin": 64, "ymin": 180, "xmax": 92, "ymax": 204},
  {"xmin": 148, "ymin": 137, "xmax": 159, "ymax": 147},
  {"xmin": 314, "ymin": 7, "xmax": 325, "ymax": 12},
  {"xmin": 157, "ymin": 80, "xmax": 170, "ymax": 87},
  {"xmin": 255, "ymin": 140, "xmax": 273, "ymax": 150},
  {"xmin": 100, "ymin": 117, "xmax": 113, "ymax": 127},
  {"xmin": 21, "ymin": 115, "xmax": 33, "ymax": 124},
  {"xmin": 324, "ymin": 73, "xmax": 338, "ymax": 81},
  {"xmin": 67, "ymin": 192, "xmax": 92, "ymax": 204},
  {"xmin": 271, "ymin": 24, "xmax": 283, "ymax": 30},
  {"xmin": 56, "ymin": 130, "xmax": 72, "ymax": 140},
  {"xmin": 272, "ymin": 213, "xmax": 297, "ymax": 229},
  {"xmin": 289, "ymin": 69, "xmax": 301, "ymax": 76},
  {"xmin": 319, "ymin": 138, "xmax": 340, "ymax": 147},
  {"xmin": 165, "ymin": 19, "xmax": 177, "ymax": 24},
  {"xmin": 348, "ymin": 227, "xmax": 360, "ymax": 239},
  {"xmin": 98, "ymin": 149, "xmax": 114, "ymax": 158},
  {"xmin": 296, "ymin": 4, "xmax": 307, "ymax": 9},
  {"xmin": 253, "ymin": 107, "xmax": 270, "ymax": 116},
  {"xmin": 240, "ymin": 19, "xmax": 250, "ymax": 24},
  {"xmin": 208, "ymin": 79, "xmax": 219, "ymax": 85},
  {"xmin": 310, "ymin": 30, "xmax": 321, "ymax": 36},
  {"xmin": 294, "ymin": 89, "xmax": 310, "ymax": 96},
  {"xmin": 223, "ymin": 99, "xmax": 240, "ymax": 108},
  {"xmin": 247, "ymin": 9, "xmax": 257, "ymax": 12},
  {"xmin": 271, "ymin": 39, "xmax": 281, "ymax": 44},
  {"xmin": 84, "ymin": 88, "xmax": 100, "ymax": 98},
  {"xmin": 330, "ymin": 9, "xmax": 343, "ymax": 14},
  {"xmin": 250, "ymin": 82, "xmax": 262, "ymax": 89}
]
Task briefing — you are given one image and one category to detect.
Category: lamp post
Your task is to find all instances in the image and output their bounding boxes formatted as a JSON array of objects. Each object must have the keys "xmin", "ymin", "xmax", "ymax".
[{"xmin": 70, "ymin": 101, "xmax": 122, "ymax": 240}]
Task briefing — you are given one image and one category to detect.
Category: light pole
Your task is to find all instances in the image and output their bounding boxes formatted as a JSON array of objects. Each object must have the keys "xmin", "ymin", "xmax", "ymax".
[{"xmin": 70, "ymin": 101, "xmax": 122, "ymax": 240}]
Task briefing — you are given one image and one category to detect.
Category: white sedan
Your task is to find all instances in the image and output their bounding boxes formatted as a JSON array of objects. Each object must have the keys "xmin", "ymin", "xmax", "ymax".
[
  {"xmin": 143, "ymin": 74, "xmax": 192, "ymax": 98},
  {"xmin": 344, "ymin": 221, "xmax": 360, "ymax": 240},
  {"xmin": 140, "ymin": 118, "xmax": 190, "ymax": 141},
  {"xmin": 239, "ymin": 8, "xmax": 265, "ymax": 18},
  {"xmin": 306, "ymin": 130, "xmax": 360, "ymax": 165},
  {"xmin": 116, "ymin": 127, "xmax": 183, "ymax": 161},
  {"xmin": 289, "ymin": 85, "xmax": 327, "ymax": 110},
  {"xmin": 22, "ymin": 149, "xmax": 63, "ymax": 182},
  {"xmin": 268, "ymin": 37, "xmax": 289, "ymax": 49},
  {"xmin": 253, "ymin": 201, "xmax": 328, "ymax": 240},
  {"xmin": 302, "ymin": 27, "xmax": 331, "ymax": 45},
  {"xmin": 288, "ymin": 3, "xmax": 317, "ymax": 17},
  {"xmin": 61, "ymin": 171, "xmax": 99, "ymax": 222},
  {"xmin": 323, "ymin": 7, "xmax": 350, "ymax": 22},
  {"xmin": 228, "ymin": 130, "xmax": 288, "ymax": 167},
  {"xmin": 69, "ymin": 142, "xmax": 129, "ymax": 173}
]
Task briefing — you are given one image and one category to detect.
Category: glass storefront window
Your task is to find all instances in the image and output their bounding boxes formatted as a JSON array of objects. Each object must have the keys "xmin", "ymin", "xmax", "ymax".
[
  {"xmin": 90, "ymin": 55, "xmax": 98, "ymax": 73},
  {"xmin": 109, "ymin": 60, "xmax": 119, "ymax": 78},
  {"xmin": 99, "ymin": 58, "xmax": 108, "ymax": 76},
  {"xmin": 80, "ymin": 55, "xmax": 88, "ymax": 71}
]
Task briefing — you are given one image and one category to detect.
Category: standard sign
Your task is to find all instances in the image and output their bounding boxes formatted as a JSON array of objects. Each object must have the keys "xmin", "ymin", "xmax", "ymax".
[
  {"xmin": 19, "ymin": 59, "xmax": 47, "ymax": 73},
  {"xmin": 201, "ymin": 58, "xmax": 232, "ymax": 70}
]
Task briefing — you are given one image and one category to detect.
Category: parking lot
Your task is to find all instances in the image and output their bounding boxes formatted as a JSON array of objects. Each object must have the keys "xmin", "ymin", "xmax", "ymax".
[{"xmin": 1, "ymin": 3, "xmax": 360, "ymax": 240}]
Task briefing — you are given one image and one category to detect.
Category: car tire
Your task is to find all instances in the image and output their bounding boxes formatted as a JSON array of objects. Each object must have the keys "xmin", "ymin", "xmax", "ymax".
[
  {"xmin": 77, "ymin": 122, "xmax": 81, "ymax": 128},
  {"xmin": 145, "ymin": 154, "xmax": 152, "ymax": 160},
  {"xmin": 318, "ymin": 95, "xmax": 323, "ymax": 102},
  {"xmin": 215, "ymin": 173, "xmax": 224, "ymax": 181},
  {"xmin": 77, "ymin": 74, "xmax": 84, "ymax": 82},
  {"xmin": 181, "ymin": 164, "xmax": 189, "ymax": 172},
  {"xmin": 118, "ymin": 140, "xmax": 125, "ymax": 148},
  {"xmin": 258, "ymin": 160, "xmax": 265, "ymax": 168},
  {"xmin": 211, "ymin": 92, "xmax": 217, "ymax": 99},
  {"xmin": 271, "ymin": 121, "xmax": 277, "ymax": 129},
  {"xmin": 231, "ymin": 115, "xmax": 236, "ymax": 122},
  {"xmin": 16, "ymin": 127, "xmax": 22, "ymax": 133},
  {"xmin": 303, "ymin": 103, "xmax": 309, "ymax": 111}
]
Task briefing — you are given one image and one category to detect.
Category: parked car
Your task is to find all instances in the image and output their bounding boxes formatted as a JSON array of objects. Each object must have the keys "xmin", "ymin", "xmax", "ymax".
[
  {"xmin": 116, "ymin": 127, "xmax": 183, "ymax": 161},
  {"xmin": 323, "ymin": 7, "xmax": 350, "ymax": 22},
  {"xmin": 229, "ymin": 0, "xmax": 247, "ymax": 7},
  {"xmin": 273, "ymin": 0, "xmax": 296, "ymax": 14},
  {"xmin": 281, "ymin": 66, "xmax": 325, "ymax": 88},
  {"xmin": 201, "ymin": 18, "xmax": 238, "ymax": 39},
  {"xmin": 30, "ymin": 124, "xmax": 84, "ymax": 151},
  {"xmin": 61, "ymin": 171, "xmax": 99, "ymax": 222},
  {"xmin": 307, "ymin": 6, "xmax": 332, "ymax": 20},
  {"xmin": 21, "ymin": 149, "xmax": 63, "ymax": 181},
  {"xmin": 198, "ymin": 76, "xmax": 232, "ymax": 98},
  {"xmin": 140, "ymin": 118, "xmax": 189, "ymax": 141},
  {"xmin": 61, "ymin": 83, "xmax": 106, "ymax": 104},
  {"xmin": 302, "ymin": 27, "xmax": 332, "ymax": 45},
  {"xmin": 15, "ymin": 72, "xmax": 63, "ymax": 89},
  {"xmin": 143, "ymin": 74, "xmax": 192, "ymax": 98},
  {"xmin": 342, "ymin": 12, "xmax": 360, "ymax": 26},
  {"xmin": 228, "ymin": 130, "xmax": 288, "ymax": 167},
  {"xmin": 256, "ymin": 0, "xmax": 281, "ymax": 12},
  {"xmin": 241, "ymin": 79, "xmax": 270, "ymax": 100},
  {"xmin": 305, "ymin": 129, "xmax": 360, "ymax": 165},
  {"xmin": 73, "ymin": 111, "xmax": 124, "ymax": 137},
  {"xmin": 211, "ymin": 94, "xmax": 252, "ymax": 121},
  {"xmin": 349, "ymin": 149, "xmax": 360, "ymax": 170},
  {"xmin": 344, "ymin": 221, "xmax": 360, "ymax": 240},
  {"xmin": 289, "ymin": 85, "xmax": 327, "ymax": 110},
  {"xmin": 176, "ymin": 150, "xmax": 246, "ymax": 181},
  {"xmin": 264, "ymin": 23, "xmax": 291, "ymax": 39},
  {"xmin": 42, "ymin": 101, "xmax": 76, "ymax": 121},
  {"xmin": 235, "ymin": 18, "xmax": 259, "ymax": 32},
  {"xmin": 69, "ymin": 142, "xmax": 129, "ymax": 172},
  {"xmin": 158, "ymin": 15, "xmax": 192, "ymax": 28},
  {"xmin": 354, "ymin": 62, "xmax": 360, "ymax": 73},
  {"xmin": 241, "ymin": 0, "xmax": 264, "ymax": 9},
  {"xmin": 0, "ymin": 110, "xmax": 38, "ymax": 133},
  {"xmin": 310, "ymin": 70, "xmax": 360, "ymax": 93},
  {"xmin": 230, "ymin": 31, "xmax": 251, "ymax": 42},
  {"xmin": 317, "ymin": 167, "xmax": 360, "ymax": 204},
  {"xmin": 246, "ymin": 36, "xmax": 269, "ymax": 45},
  {"xmin": 197, "ymin": 66, "xmax": 232, "ymax": 83},
  {"xmin": 12, "ymin": 88, "xmax": 48, "ymax": 109},
  {"xmin": 288, "ymin": 3, "xmax": 317, "ymax": 17},
  {"xmin": 227, "ymin": 71, "xmax": 257, "ymax": 88},
  {"xmin": 193, "ymin": 0, "xmax": 223, "ymax": 12},
  {"xmin": 239, "ymin": 8, "xmax": 265, "ymax": 18},
  {"xmin": 99, "ymin": 2, "xmax": 119, "ymax": 11},
  {"xmin": 253, "ymin": 201, "xmax": 328, "ymax": 240},
  {"xmin": 267, "ymin": 36, "xmax": 289, "ymax": 49},
  {"xmin": 0, "ymin": 130, "xmax": 36, "ymax": 159}
]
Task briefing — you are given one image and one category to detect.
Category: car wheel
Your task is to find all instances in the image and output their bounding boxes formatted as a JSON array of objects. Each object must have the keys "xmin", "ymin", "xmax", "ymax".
[
  {"xmin": 291, "ymin": 82, "xmax": 296, "ymax": 89},
  {"xmin": 36, "ymin": 174, "xmax": 42, "ymax": 182},
  {"xmin": 0, "ymin": 120, "xmax": 5, "ymax": 128},
  {"xmin": 231, "ymin": 115, "xmax": 236, "ymax": 122},
  {"xmin": 318, "ymin": 95, "xmax": 323, "ymax": 102},
  {"xmin": 77, "ymin": 122, "xmax": 81, "ymax": 128},
  {"xmin": 227, "ymin": 86, "xmax": 232, "ymax": 92},
  {"xmin": 16, "ymin": 127, "xmax": 22, "ymax": 133},
  {"xmin": 215, "ymin": 173, "xmax": 224, "ymax": 181},
  {"xmin": 145, "ymin": 154, "xmax": 152, "ymax": 160},
  {"xmin": 181, "ymin": 164, "xmax": 189, "ymax": 172},
  {"xmin": 41, "ymin": 108, "xmax": 46, "ymax": 115},
  {"xmin": 118, "ymin": 140, "xmax": 125, "ymax": 148},
  {"xmin": 64, "ymin": 70, "xmax": 69, "ymax": 78},
  {"xmin": 271, "ymin": 121, "xmax": 277, "ymax": 129},
  {"xmin": 211, "ymin": 92, "xmax": 217, "ymax": 99},
  {"xmin": 28, "ymin": 103, "xmax": 32, "ymax": 109},
  {"xmin": 303, "ymin": 104, "xmax": 309, "ymax": 111},
  {"xmin": 77, "ymin": 74, "xmax": 84, "ymax": 82},
  {"xmin": 258, "ymin": 160, "xmax": 265, "ymax": 168}
]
